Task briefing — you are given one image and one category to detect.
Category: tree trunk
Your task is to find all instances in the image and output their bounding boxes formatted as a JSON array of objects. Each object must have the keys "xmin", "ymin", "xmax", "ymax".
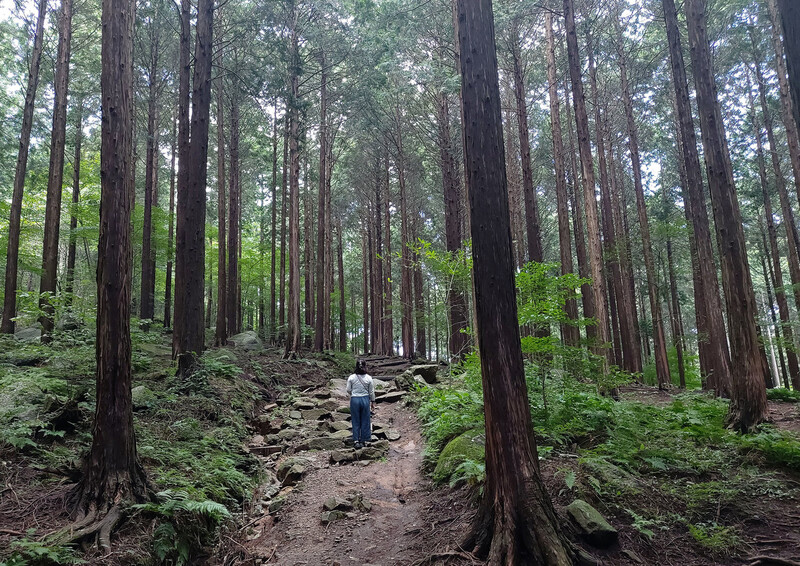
[
  {"xmin": 285, "ymin": 2, "xmax": 302, "ymax": 357},
  {"xmin": 616, "ymin": 28, "xmax": 669, "ymax": 386},
  {"xmin": 455, "ymin": 2, "xmax": 574, "ymax": 563},
  {"xmin": 362, "ymin": 226, "xmax": 369, "ymax": 354},
  {"xmin": 564, "ymin": 80, "xmax": 595, "ymax": 341},
  {"xmin": 752, "ymin": 40, "xmax": 800, "ymax": 341},
  {"xmin": 396, "ymin": 114, "xmax": 414, "ymax": 358},
  {"xmin": 685, "ymin": 0, "xmax": 766, "ymax": 430},
  {"xmin": 303, "ymin": 158, "xmax": 314, "ymax": 346},
  {"xmin": 760, "ymin": 226, "xmax": 791, "ymax": 389},
  {"xmin": 214, "ymin": 75, "xmax": 227, "ymax": 346},
  {"xmin": 140, "ymin": 9, "xmax": 161, "ymax": 325},
  {"xmin": 39, "ymin": 0, "xmax": 75, "ymax": 340},
  {"xmin": 279, "ymin": 117, "xmax": 289, "ymax": 344},
  {"xmin": 383, "ymin": 146, "xmax": 394, "ymax": 355},
  {"xmin": 174, "ymin": 0, "xmax": 213, "ymax": 374},
  {"xmin": 269, "ymin": 105, "xmax": 279, "ymax": 344},
  {"xmin": 510, "ymin": 22, "xmax": 543, "ymax": 263},
  {"xmin": 65, "ymin": 102, "xmax": 82, "ymax": 304},
  {"xmin": 164, "ymin": 114, "xmax": 177, "ymax": 329},
  {"xmin": 338, "ymin": 218, "xmax": 346, "ymax": 351},
  {"xmin": 227, "ymin": 86, "xmax": 241, "ymax": 337},
  {"xmin": 587, "ymin": 29, "xmax": 640, "ymax": 373},
  {"xmin": 73, "ymin": 0, "xmax": 147, "ymax": 519},
  {"xmin": 662, "ymin": 0, "xmax": 732, "ymax": 396},
  {"xmin": 413, "ymin": 222, "xmax": 426, "ymax": 359},
  {"xmin": 374, "ymin": 156, "xmax": 385, "ymax": 355},
  {"xmin": 776, "ymin": 0, "xmax": 800, "ymax": 133},
  {"xmin": 545, "ymin": 14, "xmax": 579, "ymax": 348},
  {"xmin": 564, "ymin": 0, "xmax": 611, "ymax": 362},
  {"xmin": 1, "ymin": 0, "xmax": 47, "ymax": 334},
  {"xmin": 766, "ymin": 0, "xmax": 800, "ymax": 209},
  {"xmin": 748, "ymin": 70, "xmax": 800, "ymax": 389},
  {"xmin": 666, "ymin": 238, "xmax": 686, "ymax": 388},
  {"xmin": 314, "ymin": 52, "xmax": 328, "ymax": 352}
]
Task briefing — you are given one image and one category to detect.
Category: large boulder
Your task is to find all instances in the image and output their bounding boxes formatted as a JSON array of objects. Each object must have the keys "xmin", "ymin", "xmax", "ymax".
[
  {"xmin": 410, "ymin": 364, "xmax": 439, "ymax": 384},
  {"xmin": 14, "ymin": 328, "xmax": 41, "ymax": 343},
  {"xmin": 566, "ymin": 500, "xmax": 618, "ymax": 548},
  {"xmin": 227, "ymin": 330, "xmax": 262, "ymax": 350},
  {"xmin": 433, "ymin": 429, "xmax": 485, "ymax": 484},
  {"xmin": 305, "ymin": 435, "xmax": 345, "ymax": 451},
  {"xmin": 131, "ymin": 385, "xmax": 157, "ymax": 411}
]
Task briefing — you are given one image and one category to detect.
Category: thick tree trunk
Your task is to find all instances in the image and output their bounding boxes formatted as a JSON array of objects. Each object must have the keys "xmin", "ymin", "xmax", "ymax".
[
  {"xmin": 269, "ymin": 106, "xmax": 279, "ymax": 344},
  {"xmin": 164, "ymin": 115, "xmax": 177, "ymax": 329},
  {"xmin": 172, "ymin": 0, "xmax": 191, "ymax": 354},
  {"xmin": 545, "ymin": 14, "xmax": 579, "ymax": 348},
  {"xmin": 776, "ymin": 0, "xmax": 800, "ymax": 132},
  {"xmin": 616, "ymin": 30, "xmax": 669, "ymax": 386},
  {"xmin": 227, "ymin": 87, "xmax": 241, "ymax": 337},
  {"xmin": 39, "ymin": 0, "xmax": 75, "ymax": 340},
  {"xmin": 1, "ymin": 0, "xmax": 47, "ymax": 334},
  {"xmin": 510, "ymin": 23, "xmax": 543, "ymax": 263},
  {"xmin": 174, "ymin": 0, "xmax": 213, "ymax": 374},
  {"xmin": 685, "ymin": 0, "xmax": 766, "ymax": 430},
  {"xmin": 766, "ymin": 0, "xmax": 800, "ymax": 208},
  {"xmin": 455, "ymin": 2, "xmax": 574, "ymax": 563},
  {"xmin": 362, "ymin": 226, "xmax": 369, "ymax": 354},
  {"xmin": 564, "ymin": 0, "xmax": 610, "ymax": 362},
  {"xmin": 285, "ymin": 3, "xmax": 302, "ymax": 357},
  {"xmin": 74, "ymin": 0, "xmax": 147, "ymax": 519},
  {"xmin": 662, "ymin": 0, "xmax": 732, "ymax": 396},
  {"xmin": 214, "ymin": 76, "xmax": 227, "ymax": 346},
  {"xmin": 65, "ymin": 103, "xmax": 82, "ymax": 304}
]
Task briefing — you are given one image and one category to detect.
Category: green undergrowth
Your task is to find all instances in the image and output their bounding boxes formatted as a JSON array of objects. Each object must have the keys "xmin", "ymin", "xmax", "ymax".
[
  {"xmin": 0, "ymin": 325, "xmax": 266, "ymax": 565},
  {"xmin": 416, "ymin": 353, "xmax": 800, "ymax": 557}
]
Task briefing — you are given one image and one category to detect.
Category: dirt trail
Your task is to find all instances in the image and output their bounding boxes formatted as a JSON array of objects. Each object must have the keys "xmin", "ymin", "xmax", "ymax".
[{"xmin": 242, "ymin": 365, "xmax": 463, "ymax": 566}]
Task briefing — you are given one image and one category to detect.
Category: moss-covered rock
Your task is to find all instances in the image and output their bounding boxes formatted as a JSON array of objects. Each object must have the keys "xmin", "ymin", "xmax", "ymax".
[{"xmin": 433, "ymin": 429, "xmax": 485, "ymax": 484}]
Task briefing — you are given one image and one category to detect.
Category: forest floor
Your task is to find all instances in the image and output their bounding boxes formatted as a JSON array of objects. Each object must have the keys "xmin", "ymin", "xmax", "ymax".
[{"xmin": 1, "ymin": 328, "xmax": 800, "ymax": 565}]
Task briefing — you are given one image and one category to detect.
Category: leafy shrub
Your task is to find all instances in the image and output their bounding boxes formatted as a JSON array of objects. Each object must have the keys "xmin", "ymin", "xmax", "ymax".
[
  {"xmin": 687, "ymin": 523, "xmax": 742, "ymax": 556},
  {"xmin": 0, "ymin": 530, "xmax": 83, "ymax": 566}
]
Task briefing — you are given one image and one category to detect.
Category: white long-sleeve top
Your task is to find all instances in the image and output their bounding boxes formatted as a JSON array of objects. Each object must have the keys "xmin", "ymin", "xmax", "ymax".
[{"xmin": 346, "ymin": 373, "xmax": 375, "ymax": 401}]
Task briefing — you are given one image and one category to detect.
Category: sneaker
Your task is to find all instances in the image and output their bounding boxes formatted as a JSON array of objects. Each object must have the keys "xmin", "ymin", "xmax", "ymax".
[{"xmin": 354, "ymin": 441, "xmax": 363, "ymax": 449}]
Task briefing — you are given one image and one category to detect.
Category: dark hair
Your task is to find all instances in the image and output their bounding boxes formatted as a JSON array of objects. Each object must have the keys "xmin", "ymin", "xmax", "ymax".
[{"xmin": 355, "ymin": 359, "xmax": 367, "ymax": 375}]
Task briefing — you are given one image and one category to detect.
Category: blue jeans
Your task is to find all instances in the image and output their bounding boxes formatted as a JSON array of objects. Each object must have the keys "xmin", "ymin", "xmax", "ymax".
[{"xmin": 350, "ymin": 395, "xmax": 371, "ymax": 443}]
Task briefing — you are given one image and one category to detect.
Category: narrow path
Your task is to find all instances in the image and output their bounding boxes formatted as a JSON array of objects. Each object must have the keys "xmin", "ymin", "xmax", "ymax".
[{"xmin": 243, "ymin": 363, "xmax": 450, "ymax": 566}]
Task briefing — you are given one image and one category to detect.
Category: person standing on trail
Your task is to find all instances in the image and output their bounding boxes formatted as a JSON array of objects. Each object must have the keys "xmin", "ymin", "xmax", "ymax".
[{"xmin": 346, "ymin": 359, "xmax": 375, "ymax": 448}]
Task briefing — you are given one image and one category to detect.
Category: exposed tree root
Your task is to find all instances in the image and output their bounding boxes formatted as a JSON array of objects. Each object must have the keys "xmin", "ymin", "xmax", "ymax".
[
  {"xmin": 412, "ymin": 550, "xmax": 480, "ymax": 565},
  {"xmin": 749, "ymin": 556, "xmax": 800, "ymax": 566},
  {"xmin": 47, "ymin": 504, "xmax": 123, "ymax": 551}
]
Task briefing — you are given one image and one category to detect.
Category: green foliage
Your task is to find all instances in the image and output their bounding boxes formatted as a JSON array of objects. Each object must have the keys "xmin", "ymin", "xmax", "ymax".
[
  {"xmin": 766, "ymin": 388, "xmax": 800, "ymax": 402},
  {"xmin": 737, "ymin": 426, "xmax": 800, "ymax": 469},
  {"xmin": 133, "ymin": 490, "xmax": 231, "ymax": 566},
  {"xmin": 449, "ymin": 459, "xmax": 485, "ymax": 489},
  {"xmin": 686, "ymin": 523, "xmax": 742, "ymax": 556},
  {"xmin": 642, "ymin": 347, "xmax": 701, "ymax": 389},
  {"xmin": 0, "ymin": 530, "xmax": 83, "ymax": 566}
]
